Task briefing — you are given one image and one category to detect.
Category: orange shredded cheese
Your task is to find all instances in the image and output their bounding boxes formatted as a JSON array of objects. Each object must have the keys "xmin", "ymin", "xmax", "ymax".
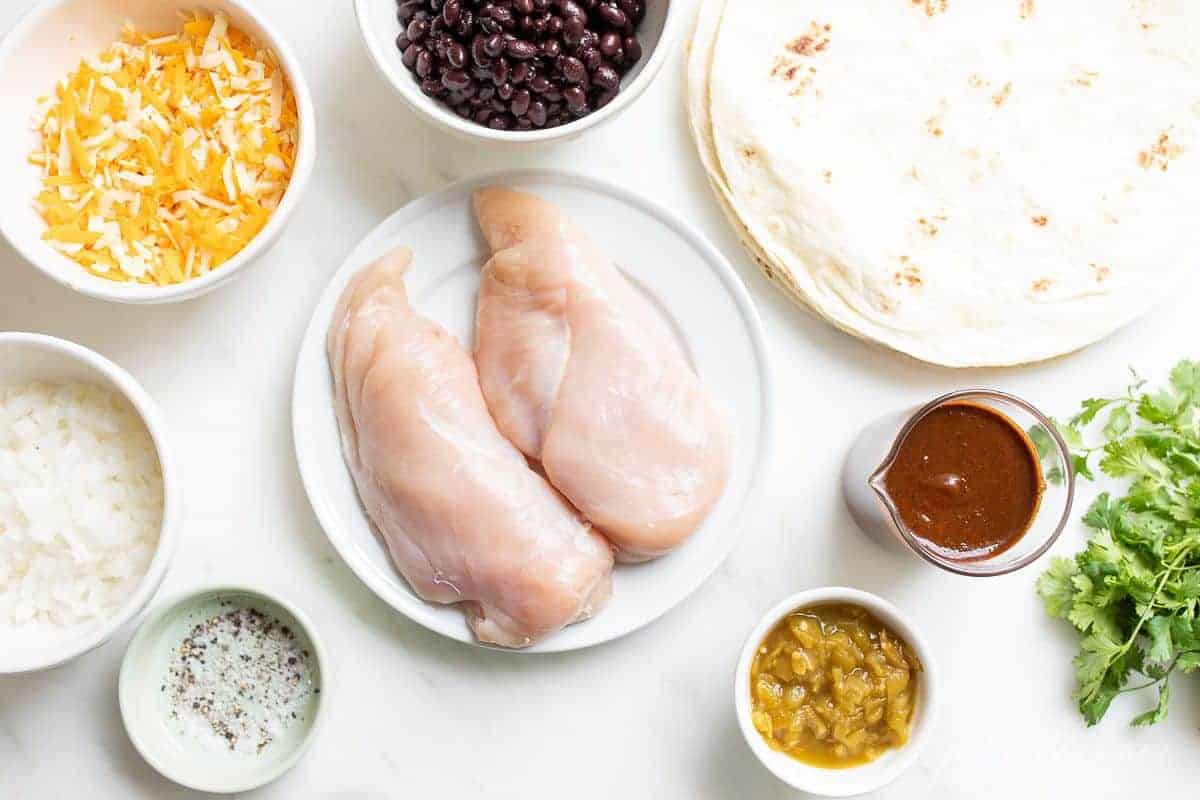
[{"xmin": 30, "ymin": 12, "xmax": 298, "ymax": 285}]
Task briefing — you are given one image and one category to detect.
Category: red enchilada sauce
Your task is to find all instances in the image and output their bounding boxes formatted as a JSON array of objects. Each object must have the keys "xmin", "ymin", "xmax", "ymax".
[{"xmin": 882, "ymin": 402, "xmax": 1043, "ymax": 561}]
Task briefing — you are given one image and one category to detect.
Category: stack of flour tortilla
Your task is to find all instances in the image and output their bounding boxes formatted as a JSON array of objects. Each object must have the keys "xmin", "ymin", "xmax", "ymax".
[{"xmin": 688, "ymin": 0, "xmax": 1200, "ymax": 367}]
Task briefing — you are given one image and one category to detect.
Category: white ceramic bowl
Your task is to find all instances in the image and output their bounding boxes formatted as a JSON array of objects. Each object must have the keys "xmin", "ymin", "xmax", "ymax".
[
  {"xmin": 119, "ymin": 585, "xmax": 328, "ymax": 793},
  {"xmin": 0, "ymin": 332, "xmax": 180, "ymax": 674},
  {"xmin": 734, "ymin": 587, "xmax": 940, "ymax": 797},
  {"xmin": 354, "ymin": 0, "xmax": 681, "ymax": 144},
  {"xmin": 0, "ymin": 0, "xmax": 316, "ymax": 304}
]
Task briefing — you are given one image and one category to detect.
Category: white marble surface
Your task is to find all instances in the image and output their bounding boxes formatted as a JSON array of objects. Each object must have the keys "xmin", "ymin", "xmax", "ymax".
[{"xmin": 2, "ymin": 1, "xmax": 1198, "ymax": 797}]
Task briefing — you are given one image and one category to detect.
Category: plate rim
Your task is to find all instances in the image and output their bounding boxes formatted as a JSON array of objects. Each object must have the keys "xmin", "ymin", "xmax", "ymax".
[{"xmin": 291, "ymin": 167, "xmax": 775, "ymax": 653}]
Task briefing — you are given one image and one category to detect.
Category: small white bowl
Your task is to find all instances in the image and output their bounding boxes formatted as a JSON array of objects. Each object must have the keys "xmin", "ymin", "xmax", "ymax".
[
  {"xmin": 0, "ymin": 332, "xmax": 180, "ymax": 674},
  {"xmin": 354, "ymin": 0, "xmax": 681, "ymax": 145},
  {"xmin": 0, "ymin": 0, "xmax": 316, "ymax": 304},
  {"xmin": 119, "ymin": 585, "xmax": 328, "ymax": 794},
  {"xmin": 734, "ymin": 587, "xmax": 940, "ymax": 798}
]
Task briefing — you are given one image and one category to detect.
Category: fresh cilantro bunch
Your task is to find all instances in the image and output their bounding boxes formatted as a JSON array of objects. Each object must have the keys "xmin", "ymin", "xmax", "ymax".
[{"xmin": 1035, "ymin": 360, "xmax": 1200, "ymax": 727}]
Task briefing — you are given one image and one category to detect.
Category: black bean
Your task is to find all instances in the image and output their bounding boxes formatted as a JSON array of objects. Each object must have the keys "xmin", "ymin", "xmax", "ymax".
[
  {"xmin": 510, "ymin": 61, "xmax": 531, "ymax": 83},
  {"xmin": 563, "ymin": 15, "xmax": 585, "ymax": 43},
  {"xmin": 446, "ymin": 42, "xmax": 467, "ymax": 67},
  {"xmin": 497, "ymin": 82, "xmax": 515, "ymax": 100},
  {"xmin": 511, "ymin": 89, "xmax": 532, "ymax": 116},
  {"xmin": 563, "ymin": 85, "xmax": 586, "ymax": 108},
  {"xmin": 491, "ymin": 58, "xmax": 509, "ymax": 85},
  {"xmin": 527, "ymin": 100, "xmax": 547, "ymax": 126},
  {"xmin": 528, "ymin": 74, "xmax": 551, "ymax": 93},
  {"xmin": 474, "ymin": 108, "xmax": 494, "ymax": 124},
  {"xmin": 580, "ymin": 47, "xmax": 601, "ymax": 71},
  {"xmin": 442, "ymin": 69, "xmax": 471, "ymax": 90},
  {"xmin": 598, "ymin": 31, "xmax": 620, "ymax": 57},
  {"xmin": 542, "ymin": 38, "xmax": 561, "ymax": 58},
  {"xmin": 483, "ymin": 32, "xmax": 505, "ymax": 56},
  {"xmin": 442, "ymin": 0, "xmax": 461, "ymax": 26},
  {"xmin": 409, "ymin": 18, "xmax": 431, "ymax": 42},
  {"xmin": 559, "ymin": 55, "xmax": 586, "ymax": 83},
  {"xmin": 402, "ymin": 43, "xmax": 421, "ymax": 67},
  {"xmin": 592, "ymin": 63, "xmax": 619, "ymax": 90},
  {"xmin": 515, "ymin": 0, "xmax": 535, "ymax": 12},
  {"xmin": 546, "ymin": 15, "xmax": 563, "ymax": 35},
  {"xmin": 596, "ymin": 4, "xmax": 626, "ymax": 27},
  {"xmin": 398, "ymin": 1, "xmax": 423, "ymax": 22},
  {"xmin": 623, "ymin": 36, "xmax": 641, "ymax": 65},
  {"xmin": 560, "ymin": 0, "xmax": 584, "ymax": 19},
  {"xmin": 415, "ymin": 49, "xmax": 434, "ymax": 77},
  {"xmin": 420, "ymin": 78, "xmax": 442, "ymax": 96},
  {"xmin": 471, "ymin": 36, "xmax": 492, "ymax": 66},
  {"xmin": 595, "ymin": 88, "xmax": 618, "ymax": 109},
  {"xmin": 490, "ymin": 5, "xmax": 515, "ymax": 27},
  {"xmin": 505, "ymin": 38, "xmax": 538, "ymax": 60},
  {"xmin": 488, "ymin": 114, "xmax": 512, "ymax": 130}
]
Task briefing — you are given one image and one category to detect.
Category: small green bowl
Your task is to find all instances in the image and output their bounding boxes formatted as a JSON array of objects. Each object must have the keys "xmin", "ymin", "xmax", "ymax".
[{"xmin": 118, "ymin": 585, "xmax": 328, "ymax": 794}]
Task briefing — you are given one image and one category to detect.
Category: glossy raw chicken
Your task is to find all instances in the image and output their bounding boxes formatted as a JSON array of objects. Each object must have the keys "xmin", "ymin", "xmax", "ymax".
[
  {"xmin": 472, "ymin": 187, "xmax": 733, "ymax": 562},
  {"xmin": 327, "ymin": 249, "xmax": 614, "ymax": 648}
]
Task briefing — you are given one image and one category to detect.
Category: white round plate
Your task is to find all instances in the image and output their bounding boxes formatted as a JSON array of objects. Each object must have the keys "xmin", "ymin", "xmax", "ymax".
[{"xmin": 292, "ymin": 169, "xmax": 773, "ymax": 653}]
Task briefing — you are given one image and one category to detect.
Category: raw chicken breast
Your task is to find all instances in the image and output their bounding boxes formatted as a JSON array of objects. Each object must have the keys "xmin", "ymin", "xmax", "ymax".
[
  {"xmin": 472, "ymin": 187, "xmax": 733, "ymax": 562},
  {"xmin": 327, "ymin": 249, "xmax": 614, "ymax": 648}
]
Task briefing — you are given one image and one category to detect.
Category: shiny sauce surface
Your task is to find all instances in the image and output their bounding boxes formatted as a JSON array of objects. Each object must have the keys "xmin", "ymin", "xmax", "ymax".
[{"xmin": 882, "ymin": 402, "xmax": 1043, "ymax": 561}]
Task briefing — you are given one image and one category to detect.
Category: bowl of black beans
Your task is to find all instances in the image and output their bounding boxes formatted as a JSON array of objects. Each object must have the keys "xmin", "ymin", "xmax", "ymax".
[{"xmin": 355, "ymin": 0, "xmax": 678, "ymax": 142}]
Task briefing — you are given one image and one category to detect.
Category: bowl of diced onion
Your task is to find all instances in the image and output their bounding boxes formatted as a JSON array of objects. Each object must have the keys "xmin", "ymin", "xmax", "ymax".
[
  {"xmin": 0, "ymin": 0, "xmax": 315, "ymax": 304},
  {"xmin": 0, "ymin": 332, "xmax": 180, "ymax": 674}
]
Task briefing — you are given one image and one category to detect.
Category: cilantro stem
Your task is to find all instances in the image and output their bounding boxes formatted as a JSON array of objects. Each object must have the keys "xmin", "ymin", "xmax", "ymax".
[{"xmin": 1117, "ymin": 650, "xmax": 1200, "ymax": 696}]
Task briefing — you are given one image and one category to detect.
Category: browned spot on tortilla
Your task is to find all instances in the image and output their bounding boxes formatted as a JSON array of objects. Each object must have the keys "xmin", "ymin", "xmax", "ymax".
[
  {"xmin": 1103, "ymin": 211, "xmax": 1120, "ymax": 224},
  {"xmin": 1138, "ymin": 130, "xmax": 1184, "ymax": 172},
  {"xmin": 1019, "ymin": 0, "xmax": 1034, "ymax": 19},
  {"xmin": 1090, "ymin": 263, "xmax": 1112, "ymax": 282},
  {"xmin": 925, "ymin": 116, "xmax": 945, "ymax": 137},
  {"xmin": 1030, "ymin": 278, "xmax": 1052, "ymax": 292},
  {"xmin": 1031, "ymin": 215, "xmax": 1048, "ymax": 226},
  {"xmin": 1071, "ymin": 69, "xmax": 1100, "ymax": 87},
  {"xmin": 771, "ymin": 22, "xmax": 830, "ymax": 97},
  {"xmin": 893, "ymin": 262, "xmax": 924, "ymax": 288},
  {"xmin": 823, "ymin": 170, "xmax": 833, "ymax": 183},
  {"xmin": 740, "ymin": 147, "xmax": 759, "ymax": 161},
  {"xmin": 786, "ymin": 23, "xmax": 832, "ymax": 57},
  {"xmin": 992, "ymin": 82, "xmax": 1013, "ymax": 108},
  {"xmin": 967, "ymin": 74, "xmax": 989, "ymax": 89},
  {"xmin": 907, "ymin": 166, "xmax": 922, "ymax": 181},
  {"xmin": 912, "ymin": 0, "xmax": 949, "ymax": 17},
  {"xmin": 917, "ymin": 216, "xmax": 946, "ymax": 237}
]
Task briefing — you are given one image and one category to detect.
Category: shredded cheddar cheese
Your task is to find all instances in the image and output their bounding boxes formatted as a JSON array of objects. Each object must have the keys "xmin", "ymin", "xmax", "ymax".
[{"xmin": 30, "ymin": 12, "xmax": 298, "ymax": 285}]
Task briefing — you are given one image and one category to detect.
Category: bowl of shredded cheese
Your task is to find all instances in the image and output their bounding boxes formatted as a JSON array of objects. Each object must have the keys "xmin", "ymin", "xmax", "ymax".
[{"xmin": 0, "ymin": 0, "xmax": 315, "ymax": 303}]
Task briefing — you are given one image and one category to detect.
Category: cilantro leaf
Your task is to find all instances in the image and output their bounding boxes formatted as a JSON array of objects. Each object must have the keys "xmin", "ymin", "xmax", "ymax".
[
  {"xmin": 1146, "ymin": 616, "xmax": 1174, "ymax": 664},
  {"xmin": 1074, "ymin": 398, "xmax": 1114, "ymax": 427},
  {"xmin": 1169, "ymin": 361, "xmax": 1200, "ymax": 394},
  {"xmin": 1130, "ymin": 680, "xmax": 1170, "ymax": 727},
  {"xmin": 1036, "ymin": 558, "xmax": 1077, "ymax": 618}
]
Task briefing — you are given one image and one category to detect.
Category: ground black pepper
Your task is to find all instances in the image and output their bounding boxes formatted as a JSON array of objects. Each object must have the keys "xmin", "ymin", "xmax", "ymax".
[{"xmin": 165, "ymin": 602, "xmax": 315, "ymax": 755}]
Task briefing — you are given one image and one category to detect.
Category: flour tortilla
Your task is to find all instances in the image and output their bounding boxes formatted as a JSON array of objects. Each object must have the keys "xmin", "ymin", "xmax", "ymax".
[{"xmin": 691, "ymin": 0, "xmax": 1200, "ymax": 366}]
